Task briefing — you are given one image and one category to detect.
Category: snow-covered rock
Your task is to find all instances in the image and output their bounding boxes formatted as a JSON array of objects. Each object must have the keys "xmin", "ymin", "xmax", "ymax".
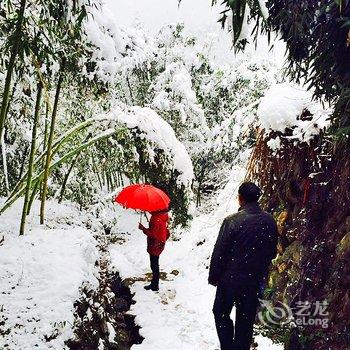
[{"xmin": 257, "ymin": 83, "xmax": 332, "ymax": 143}]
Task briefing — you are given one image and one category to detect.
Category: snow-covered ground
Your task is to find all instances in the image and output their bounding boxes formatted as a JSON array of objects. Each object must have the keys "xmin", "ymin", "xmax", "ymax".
[
  {"xmin": 0, "ymin": 165, "xmax": 283, "ymax": 350},
  {"xmin": 0, "ymin": 200, "xmax": 99, "ymax": 349},
  {"xmin": 109, "ymin": 165, "xmax": 283, "ymax": 350}
]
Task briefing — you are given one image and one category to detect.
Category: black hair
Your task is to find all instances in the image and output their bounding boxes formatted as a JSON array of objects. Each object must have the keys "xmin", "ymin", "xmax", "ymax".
[{"xmin": 238, "ymin": 182, "xmax": 261, "ymax": 203}]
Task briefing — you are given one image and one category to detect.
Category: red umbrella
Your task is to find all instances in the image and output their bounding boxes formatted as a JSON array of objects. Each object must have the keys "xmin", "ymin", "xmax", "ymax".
[{"xmin": 115, "ymin": 184, "xmax": 170, "ymax": 212}]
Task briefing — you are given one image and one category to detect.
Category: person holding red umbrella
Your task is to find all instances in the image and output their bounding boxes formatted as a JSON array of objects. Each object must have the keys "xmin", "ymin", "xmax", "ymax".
[
  {"xmin": 138, "ymin": 209, "xmax": 170, "ymax": 291},
  {"xmin": 115, "ymin": 184, "xmax": 171, "ymax": 292}
]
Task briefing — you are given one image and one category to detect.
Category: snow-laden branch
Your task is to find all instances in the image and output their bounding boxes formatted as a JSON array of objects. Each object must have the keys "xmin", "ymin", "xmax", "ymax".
[
  {"xmin": 1, "ymin": 105, "xmax": 194, "ymax": 214},
  {"xmin": 102, "ymin": 105, "xmax": 194, "ymax": 187}
]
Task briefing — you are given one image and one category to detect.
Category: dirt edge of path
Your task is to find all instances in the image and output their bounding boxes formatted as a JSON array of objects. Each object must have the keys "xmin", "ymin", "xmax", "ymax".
[{"xmin": 66, "ymin": 248, "xmax": 143, "ymax": 350}]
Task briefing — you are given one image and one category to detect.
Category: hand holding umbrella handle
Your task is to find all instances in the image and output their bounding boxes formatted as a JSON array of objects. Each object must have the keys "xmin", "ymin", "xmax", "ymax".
[
  {"xmin": 144, "ymin": 212, "xmax": 150, "ymax": 223},
  {"xmin": 139, "ymin": 211, "xmax": 150, "ymax": 224}
]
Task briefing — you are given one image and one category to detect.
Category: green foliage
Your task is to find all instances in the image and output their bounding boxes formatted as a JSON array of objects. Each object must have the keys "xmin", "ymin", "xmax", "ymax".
[
  {"xmin": 214, "ymin": 0, "xmax": 268, "ymax": 49},
  {"xmin": 0, "ymin": 127, "xmax": 123, "ymax": 215},
  {"xmin": 216, "ymin": 0, "xmax": 350, "ymax": 130}
]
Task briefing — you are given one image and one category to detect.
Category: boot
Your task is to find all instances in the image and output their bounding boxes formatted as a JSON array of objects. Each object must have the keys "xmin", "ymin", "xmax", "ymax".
[{"xmin": 144, "ymin": 284, "xmax": 159, "ymax": 291}]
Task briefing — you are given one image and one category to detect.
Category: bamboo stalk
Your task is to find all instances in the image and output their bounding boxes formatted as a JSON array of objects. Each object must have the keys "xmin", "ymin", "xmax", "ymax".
[
  {"xmin": 5, "ymin": 117, "xmax": 97, "ymax": 204},
  {"xmin": 17, "ymin": 144, "xmax": 28, "ymax": 183},
  {"xmin": 1, "ymin": 134, "xmax": 9, "ymax": 195},
  {"xmin": 0, "ymin": 0, "xmax": 26, "ymax": 141},
  {"xmin": 91, "ymin": 152, "xmax": 103, "ymax": 189},
  {"xmin": 58, "ymin": 150, "xmax": 81, "ymax": 203},
  {"xmin": 40, "ymin": 62, "xmax": 65, "ymax": 224},
  {"xmin": 39, "ymin": 102, "xmax": 49, "ymax": 200},
  {"xmin": 20, "ymin": 82, "xmax": 43, "ymax": 235},
  {"xmin": 27, "ymin": 180, "xmax": 39, "ymax": 215}
]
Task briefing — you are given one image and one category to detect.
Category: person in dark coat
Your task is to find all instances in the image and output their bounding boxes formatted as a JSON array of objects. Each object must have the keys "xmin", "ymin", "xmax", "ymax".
[
  {"xmin": 209, "ymin": 182, "xmax": 278, "ymax": 350},
  {"xmin": 139, "ymin": 210, "xmax": 170, "ymax": 291}
]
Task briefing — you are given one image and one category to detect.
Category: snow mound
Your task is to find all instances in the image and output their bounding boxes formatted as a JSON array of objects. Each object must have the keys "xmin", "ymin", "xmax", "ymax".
[
  {"xmin": 0, "ymin": 200, "xmax": 99, "ymax": 350},
  {"xmin": 257, "ymin": 83, "xmax": 332, "ymax": 142}
]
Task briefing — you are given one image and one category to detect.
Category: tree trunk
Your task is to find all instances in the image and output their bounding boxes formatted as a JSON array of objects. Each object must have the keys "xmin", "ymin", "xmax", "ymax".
[
  {"xmin": 40, "ymin": 63, "xmax": 64, "ymax": 225},
  {"xmin": 20, "ymin": 82, "xmax": 43, "ymax": 235},
  {"xmin": 0, "ymin": 0, "xmax": 26, "ymax": 141}
]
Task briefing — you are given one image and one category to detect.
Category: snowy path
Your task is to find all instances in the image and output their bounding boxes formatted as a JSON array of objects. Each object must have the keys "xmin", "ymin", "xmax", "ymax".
[
  {"xmin": 109, "ymin": 207, "xmax": 283, "ymax": 350},
  {"xmin": 0, "ymin": 180, "xmax": 283, "ymax": 349}
]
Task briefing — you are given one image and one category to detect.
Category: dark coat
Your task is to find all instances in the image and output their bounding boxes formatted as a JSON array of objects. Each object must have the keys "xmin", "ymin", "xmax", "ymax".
[
  {"xmin": 142, "ymin": 212, "xmax": 170, "ymax": 256},
  {"xmin": 208, "ymin": 202, "xmax": 278, "ymax": 287}
]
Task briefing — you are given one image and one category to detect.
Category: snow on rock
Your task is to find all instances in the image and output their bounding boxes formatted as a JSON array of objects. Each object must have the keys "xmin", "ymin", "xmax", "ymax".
[
  {"xmin": 257, "ymin": 83, "xmax": 332, "ymax": 143},
  {"xmin": 109, "ymin": 162, "xmax": 282, "ymax": 350},
  {"xmin": 0, "ymin": 199, "xmax": 99, "ymax": 350}
]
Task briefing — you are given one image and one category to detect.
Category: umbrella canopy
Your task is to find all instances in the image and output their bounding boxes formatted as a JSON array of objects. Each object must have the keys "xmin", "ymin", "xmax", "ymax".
[{"xmin": 115, "ymin": 184, "xmax": 170, "ymax": 212}]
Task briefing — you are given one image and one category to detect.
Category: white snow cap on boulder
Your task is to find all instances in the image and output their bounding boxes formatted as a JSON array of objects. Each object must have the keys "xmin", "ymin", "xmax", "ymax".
[{"xmin": 257, "ymin": 82, "xmax": 332, "ymax": 143}]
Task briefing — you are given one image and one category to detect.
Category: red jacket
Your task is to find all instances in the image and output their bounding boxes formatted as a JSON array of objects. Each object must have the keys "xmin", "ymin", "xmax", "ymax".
[{"xmin": 142, "ymin": 212, "xmax": 170, "ymax": 256}]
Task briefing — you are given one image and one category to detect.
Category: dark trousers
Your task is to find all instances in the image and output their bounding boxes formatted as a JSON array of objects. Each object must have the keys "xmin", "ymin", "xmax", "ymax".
[
  {"xmin": 213, "ymin": 283, "xmax": 259, "ymax": 350},
  {"xmin": 149, "ymin": 254, "xmax": 160, "ymax": 287}
]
